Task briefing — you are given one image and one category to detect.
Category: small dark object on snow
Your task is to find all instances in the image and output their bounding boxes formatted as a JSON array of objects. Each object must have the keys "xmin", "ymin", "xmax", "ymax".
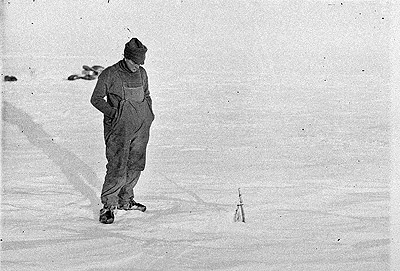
[
  {"xmin": 68, "ymin": 65, "xmax": 104, "ymax": 81},
  {"xmin": 4, "ymin": 75, "xmax": 18, "ymax": 81},
  {"xmin": 234, "ymin": 188, "xmax": 245, "ymax": 223},
  {"xmin": 82, "ymin": 65, "xmax": 104, "ymax": 76},
  {"xmin": 67, "ymin": 74, "xmax": 80, "ymax": 81},
  {"xmin": 80, "ymin": 74, "xmax": 97, "ymax": 80},
  {"xmin": 91, "ymin": 65, "xmax": 105, "ymax": 73}
]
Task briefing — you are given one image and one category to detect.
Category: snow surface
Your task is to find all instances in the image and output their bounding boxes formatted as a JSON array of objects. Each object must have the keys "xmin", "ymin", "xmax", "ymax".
[
  {"xmin": 1, "ymin": 53, "xmax": 391, "ymax": 270},
  {"xmin": 1, "ymin": 1, "xmax": 393, "ymax": 270}
]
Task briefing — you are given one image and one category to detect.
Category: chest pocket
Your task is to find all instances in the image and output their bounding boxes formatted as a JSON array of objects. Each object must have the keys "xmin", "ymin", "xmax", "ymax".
[{"xmin": 123, "ymin": 82, "xmax": 144, "ymax": 102}]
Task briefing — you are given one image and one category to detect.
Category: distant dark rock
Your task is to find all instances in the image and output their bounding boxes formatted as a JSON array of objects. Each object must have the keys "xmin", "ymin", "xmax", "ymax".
[
  {"xmin": 91, "ymin": 65, "xmax": 105, "ymax": 74},
  {"xmin": 4, "ymin": 75, "xmax": 18, "ymax": 82},
  {"xmin": 67, "ymin": 74, "xmax": 80, "ymax": 81},
  {"xmin": 68, "ymin": 65, "xmax": 104, "ymax": 81},
  {"xmin": 82, "ymin": 65, "xmax": 104, "ymax": 75},
  {"xmin": 67, "ymin": 74, "xmax": 97, "ymax": 81},
  {"xmin": 80, "ymin": 74, "xmax": 97, "ymax": 80}
]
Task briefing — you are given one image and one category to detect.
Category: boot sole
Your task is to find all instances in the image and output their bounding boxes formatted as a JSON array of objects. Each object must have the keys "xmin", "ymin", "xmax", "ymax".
[
  {"xmin": 99, "ymin": 217, "xmax": 114, "ymax": 224},
  {"xmin": 117, "ymin": 206, "xmax": 146, "ymax": 212}
]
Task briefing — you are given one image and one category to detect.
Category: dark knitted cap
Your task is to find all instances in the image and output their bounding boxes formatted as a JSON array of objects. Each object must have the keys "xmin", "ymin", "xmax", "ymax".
[{"xmin": 124, "ymin": 38, "xmax": 147, "ymax": 65}]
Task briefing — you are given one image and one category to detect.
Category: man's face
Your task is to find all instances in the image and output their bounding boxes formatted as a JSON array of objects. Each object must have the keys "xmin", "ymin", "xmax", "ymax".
[{"xmin": 125, "ymin": 58, "xmax": 140, "ymax": 72}]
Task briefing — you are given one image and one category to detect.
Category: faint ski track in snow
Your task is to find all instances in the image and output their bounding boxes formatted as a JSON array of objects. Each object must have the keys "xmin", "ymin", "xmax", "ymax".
[
  {"xmin": 156, "ymin": 171, "xmax": 228, "ymax": 211},
  {"xmin": 2, "ymin": 101, "xmax": 100, "ymax": 217},
  {"xmin": 1, "ymin": 100, "xmax": 243, "ymax": 270}
]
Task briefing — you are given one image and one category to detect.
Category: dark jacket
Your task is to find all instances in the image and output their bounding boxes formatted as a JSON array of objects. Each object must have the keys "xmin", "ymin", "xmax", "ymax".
[{"xmin": 90, "ymin": 60, "xmax": 152, "ymax": 119}]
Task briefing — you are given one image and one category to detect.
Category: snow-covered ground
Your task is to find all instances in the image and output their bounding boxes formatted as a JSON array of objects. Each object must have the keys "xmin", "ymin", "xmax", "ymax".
[
  {"xmin": 1, "ymin": 52, "xmax": 391, "ymax": 270},
  {"xmin": 1, "ymin": 1, "xmax": 393, "ymax": 270}
]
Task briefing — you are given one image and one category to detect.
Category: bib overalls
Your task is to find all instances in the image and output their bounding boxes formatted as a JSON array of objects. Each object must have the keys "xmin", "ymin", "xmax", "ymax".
[{"xmin": 101, "ymin": 69, "xmax": 154, "ymax": 208}]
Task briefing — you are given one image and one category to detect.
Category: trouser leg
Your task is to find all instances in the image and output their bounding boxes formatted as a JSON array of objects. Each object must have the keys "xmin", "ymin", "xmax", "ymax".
[
  {"xmin": 126, "ymin": 123, "xmax": 151, "ymax": 171},
  {"xmin": 101, "ymin": 136, "xmax": 130, "ymax": 208},
  {"xmin": 117, "ymin": 122, "xmax": 150, "ymax": 203},
  {"xmin": 118, "ymin": 170, "xmax": 141, "ymax": 203}
]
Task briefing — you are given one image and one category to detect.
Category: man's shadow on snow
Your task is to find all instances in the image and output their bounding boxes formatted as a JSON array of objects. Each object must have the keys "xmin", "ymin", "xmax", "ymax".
[{"xmin": 2, "ymin": 100, "xmax": 101, "ymax": 216}]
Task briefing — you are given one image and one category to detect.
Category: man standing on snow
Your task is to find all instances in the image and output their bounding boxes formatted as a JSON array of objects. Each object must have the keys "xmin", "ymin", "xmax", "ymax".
[{"xmin": 90, "ymin": 38, "xmax": 155, "ymax": 224}]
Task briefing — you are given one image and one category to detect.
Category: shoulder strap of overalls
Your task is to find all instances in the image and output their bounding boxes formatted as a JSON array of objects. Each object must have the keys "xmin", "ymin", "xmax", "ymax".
[
  {"xmin": 115, "ymin": 70, "xmax": 125, "ymax": 99},
  {"xmin": 138, "ymin": 68, "xmax": 144, "ymax": 87}
]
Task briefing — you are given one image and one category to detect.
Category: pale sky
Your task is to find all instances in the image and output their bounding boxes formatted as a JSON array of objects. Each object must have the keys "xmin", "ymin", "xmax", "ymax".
[{"xmin": 2, "ymin": 0, "xmax": 390, "ymax": 60}]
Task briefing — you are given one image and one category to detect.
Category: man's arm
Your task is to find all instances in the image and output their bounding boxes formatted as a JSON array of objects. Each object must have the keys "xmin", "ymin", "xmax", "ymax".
[
  {"xmin": 142, "ymin": 68, "xmax": 152, "ymax": 108},
  {"xmin": 90, "ymin": 70, "xmax": 116, "ymax": 118}
]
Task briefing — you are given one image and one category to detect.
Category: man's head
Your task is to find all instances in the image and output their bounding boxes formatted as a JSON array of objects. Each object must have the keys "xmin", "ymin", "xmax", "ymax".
[
  {"xmin": 124, "ymin": 38, "xmax": 147, "ymax": 65},
  {"xmin": 124, "ymin": 58, "xmax": 140, "ymax": 72}
]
